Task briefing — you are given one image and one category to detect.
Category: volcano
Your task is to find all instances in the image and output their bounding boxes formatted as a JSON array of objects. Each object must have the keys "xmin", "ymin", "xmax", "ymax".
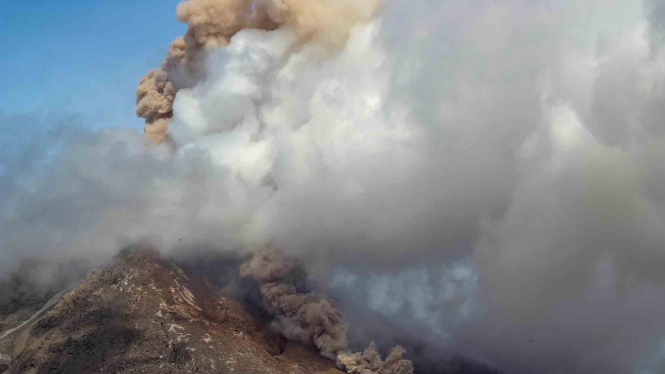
[
  {"xmin": 0, "ymin": 247, "xmax": 343, "ymax": 374},
  {"xmin": 0, "ymin": 248, "xmax": 508, "ymax": 374}
]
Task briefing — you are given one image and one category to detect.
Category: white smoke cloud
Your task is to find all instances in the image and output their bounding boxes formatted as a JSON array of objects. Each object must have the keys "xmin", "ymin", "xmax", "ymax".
[{"xmin": 3, "ymin": 0, "xmax": 665, "ymax": 372}]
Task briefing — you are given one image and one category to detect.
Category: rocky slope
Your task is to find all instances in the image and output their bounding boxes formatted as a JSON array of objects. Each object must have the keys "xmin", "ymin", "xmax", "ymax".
[{"xmin": 0, "ymin": 248, "xmax": 342, "ymax": 374}]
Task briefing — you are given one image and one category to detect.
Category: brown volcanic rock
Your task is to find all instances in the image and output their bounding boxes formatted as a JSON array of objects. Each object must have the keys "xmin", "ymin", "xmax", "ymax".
[{"xmin": 0, "ymin": 248, "xmax": 343, "ymax": 374}]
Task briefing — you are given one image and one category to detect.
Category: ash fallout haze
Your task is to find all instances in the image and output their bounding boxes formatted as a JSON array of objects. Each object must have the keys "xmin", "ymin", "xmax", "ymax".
[{"xmin": 3, "ymin": 0, "xmax": 665, "ymax": 373}]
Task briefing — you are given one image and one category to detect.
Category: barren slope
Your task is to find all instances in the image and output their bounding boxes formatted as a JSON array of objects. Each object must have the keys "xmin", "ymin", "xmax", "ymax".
[{"xmin": 0, "ymin": 248, "xmax": 342, "ymax": 374}]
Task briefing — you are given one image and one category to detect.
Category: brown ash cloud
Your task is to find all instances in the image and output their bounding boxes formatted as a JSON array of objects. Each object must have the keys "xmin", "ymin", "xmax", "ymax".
[{"xmin": 240, "ymin": 251, "xmax": 413, "ymax": 374}]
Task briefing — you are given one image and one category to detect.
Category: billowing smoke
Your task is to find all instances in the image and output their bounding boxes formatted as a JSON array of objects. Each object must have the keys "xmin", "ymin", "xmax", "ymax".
[
  {"xmin": 3, "ymin": 0, "xmax": 665, "ymax": 372},
  {"xmin": 0, "ymin": 257, "xmax": 89, "ymax": 321},
  {"xmin": 240, "ymin": 251, "xmax": 349, "ymax": 357},
  {"xmin": 240, "ymin": 251, "xmax": 413, "ymax": 373},
  {"xmin": 135, "ymin": 0, "xmax": 379, "ymax": 143},
  {"xmin": 339, "ymin": 344, "xmax": 413, "ymax": 374}
]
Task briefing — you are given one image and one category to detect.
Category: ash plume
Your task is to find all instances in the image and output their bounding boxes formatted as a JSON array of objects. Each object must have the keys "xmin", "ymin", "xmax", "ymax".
[
  {"xmin": 240, "ymin": 251, "xmax": 413, "ymax": 374},
  {"xmin": 135, "ymin": 0, "xmax": 379, "ymax": 143},
  {"xmin": 239, "ymin": 252, "xmax": 348, "ymax": 357},
  {"xmin": 339, "ymin": 343, "xmax": 413, "ymax": 374}
]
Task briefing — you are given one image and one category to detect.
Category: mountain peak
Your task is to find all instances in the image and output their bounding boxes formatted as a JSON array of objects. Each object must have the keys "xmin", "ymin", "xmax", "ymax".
[{"xmin": 0, "ymin": 250, "xmax": 343, "ymax": 374}]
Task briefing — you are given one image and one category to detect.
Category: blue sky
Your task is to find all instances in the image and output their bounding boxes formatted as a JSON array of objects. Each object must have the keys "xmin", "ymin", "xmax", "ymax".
[{"xmin": 0, "ymin": 0, "xmax": 187, "ymax": 131}]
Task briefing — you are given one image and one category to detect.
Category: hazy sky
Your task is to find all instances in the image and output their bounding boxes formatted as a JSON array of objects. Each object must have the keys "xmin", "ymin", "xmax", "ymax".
[{"xmin": 0, "ymin": 0, "xmax": 186, "ymax": 130}]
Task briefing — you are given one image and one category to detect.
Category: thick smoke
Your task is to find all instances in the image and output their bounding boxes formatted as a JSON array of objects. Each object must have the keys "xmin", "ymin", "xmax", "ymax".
[
  {"xmin": 339, "ymin": 344, "xmax": 413, "ymax": 374},
  {"xmin": 135, "ymin": 0, "xmax": 379, "ymax": 143},
  {"xmin": 3, "ymin": 0, "xmax": 665, "ymax": 373},
  {"xmin": 0, "ymin": 257, "xmax": 89, "ymax": 319},
  {"xmin": 240, "ymin": 251, "xmax": 413, "ymax": 374}
]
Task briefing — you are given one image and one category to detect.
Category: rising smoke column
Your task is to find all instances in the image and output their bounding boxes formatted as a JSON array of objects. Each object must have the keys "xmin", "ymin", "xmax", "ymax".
[
  {"xmin": 138, "ymin": 0, "xmax": 414, "ymax": 369},
  {"xmin": 135, "ymin": 0, "xmax": 379, "ymax": 143},
  {"xmin": 240, "ymin": 251, "xmax": 413, "ymax": 374},
  {"xmin": 135, "ymin": 0, "xmax": 268, "ymax": 144}
]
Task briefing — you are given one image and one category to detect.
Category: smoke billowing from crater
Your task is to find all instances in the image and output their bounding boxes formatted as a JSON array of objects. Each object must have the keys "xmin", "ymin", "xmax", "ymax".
[{"xmin": 3, "ymin": 0, "xmax": 665, "ymax": 373}]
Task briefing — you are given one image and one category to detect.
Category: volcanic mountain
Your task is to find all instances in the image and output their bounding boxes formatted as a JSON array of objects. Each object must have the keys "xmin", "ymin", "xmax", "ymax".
[{"xmin": 0, "ymin": 247, "xmax": 343, "ymax": 374}]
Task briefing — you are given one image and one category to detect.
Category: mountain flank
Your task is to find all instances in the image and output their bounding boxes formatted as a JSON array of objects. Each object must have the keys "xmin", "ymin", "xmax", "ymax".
[{"xmin": 0, "ymin": 247, "xmax": 342, "ymax": 374}]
